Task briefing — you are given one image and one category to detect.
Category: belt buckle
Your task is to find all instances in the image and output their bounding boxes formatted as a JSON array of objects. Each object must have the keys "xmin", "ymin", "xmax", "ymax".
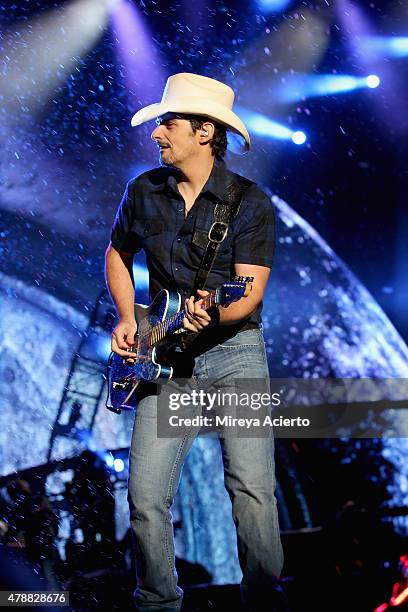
[{"xmin": 208, "ymin": 221, "xmax": 228, "ymax": 244}]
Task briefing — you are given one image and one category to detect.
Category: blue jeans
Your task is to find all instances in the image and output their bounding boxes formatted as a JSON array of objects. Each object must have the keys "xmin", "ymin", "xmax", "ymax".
[{"xmin": 128, "ymin": 328, "xmax": 284, "ymax": 611}]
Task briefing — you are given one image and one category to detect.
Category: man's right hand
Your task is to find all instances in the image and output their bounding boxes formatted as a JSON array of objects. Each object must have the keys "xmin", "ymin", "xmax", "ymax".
[{"xmin": 111, "ymin": 318, "xmax": 138, "ymax": 364}]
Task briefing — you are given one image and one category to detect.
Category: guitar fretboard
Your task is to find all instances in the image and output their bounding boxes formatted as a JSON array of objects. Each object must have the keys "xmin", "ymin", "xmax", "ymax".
[{"xmin": 147, "ymin": 291, "xmax": 218, "ymax": 347}]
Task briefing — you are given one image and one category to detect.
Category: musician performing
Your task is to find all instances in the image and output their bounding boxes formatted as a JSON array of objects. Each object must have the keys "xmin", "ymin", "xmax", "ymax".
[{"xmin": 105, "ymin": 73, "xmax": 288, "ymax": 611}]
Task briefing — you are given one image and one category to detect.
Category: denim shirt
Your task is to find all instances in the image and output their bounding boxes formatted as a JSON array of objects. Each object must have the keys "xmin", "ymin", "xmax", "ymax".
[{"xmin": 110, "ymin": 159, "xmax": 276, "ymax": 329}]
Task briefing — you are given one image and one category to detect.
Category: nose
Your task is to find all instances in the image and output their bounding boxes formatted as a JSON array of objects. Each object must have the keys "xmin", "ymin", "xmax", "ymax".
[{"xmin": 151, "ymin": 123, "xmax": 164, "ymax": 141}]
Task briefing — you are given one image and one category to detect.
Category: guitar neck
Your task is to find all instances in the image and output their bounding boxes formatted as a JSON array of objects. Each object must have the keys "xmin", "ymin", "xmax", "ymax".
[{"xmin": 149, "ymin": 291, "xmax": 217, "ymax": 346}]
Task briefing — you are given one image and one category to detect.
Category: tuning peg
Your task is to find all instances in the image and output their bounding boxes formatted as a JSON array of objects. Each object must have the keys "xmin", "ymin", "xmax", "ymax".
[{"xmin": 232, "ymin": 275, "xmax": 254, "ymax": 283}]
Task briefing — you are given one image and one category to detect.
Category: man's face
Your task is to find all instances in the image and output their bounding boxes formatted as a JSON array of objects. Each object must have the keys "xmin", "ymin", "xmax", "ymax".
[{"xmin": 150, "ymin": 113, "xmax": 199, "ymax": 167}]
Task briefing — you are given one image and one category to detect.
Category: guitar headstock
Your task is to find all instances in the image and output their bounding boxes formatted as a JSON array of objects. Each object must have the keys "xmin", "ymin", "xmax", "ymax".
[{"xmin": 215, "ymin": 276, "xmax": 254, "ymax": 306}]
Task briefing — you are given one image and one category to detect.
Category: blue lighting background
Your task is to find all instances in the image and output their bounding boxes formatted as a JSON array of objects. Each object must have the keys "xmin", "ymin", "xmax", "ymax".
[{"xmin": 0, "ymin": 0, "xmax": 407, "ymax": 586}]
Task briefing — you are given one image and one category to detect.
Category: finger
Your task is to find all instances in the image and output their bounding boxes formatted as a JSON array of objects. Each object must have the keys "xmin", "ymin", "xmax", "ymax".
[
  {"xmin": 193, "ymin": 312, "xmax": 210, "ymax": 325},
  {"xmin": 125, "ymin": 328, "xmax": 137, "ymax": 346},
  {"xmin": 194, "ymin": 298, "xmax": 210, "ymax": 314},
  {"xmin": 124, "ymin": 358, "xmax": 136, "ymax": 366},
  {"xmin": 183, "ymin": 317, "xmax": 202, "ymax": 333},
  {"xmin": 185, "ymin": 297, "xmax": 195, "ymax": 317},
  {"xmin": 113, "ymin": 332, "xmax": 130, "ymax": 350},
  {"xmin": 191, "ymin": 316, "xmax": 204, "ymax": 331},
  {"xmin": 192, "ymin": 298, "xmax": 203, "ymax": 311},
  {"xmin": 183, "ymin": 308, "xmax": 194, "ymax": 323},
  {"xmin": 192, "ymin": 301, "xmax": 209, "ymax": 316},
  {"xmin": 196, "ymin": 316, "xmax": 210, "ymax": 327},
  {"xmin": 112, "ymin": 335, "xmax": 136, "ymax": 356},
  {"xmin": 182, "ymin": 317, "xmax": 196, "ymax": 332},
  {"xmin": 120, "ymin": 329, "xmax": 137, "ymax": 349},
  {"xmin": 192, "ymin": 303, "xmax": 211, "ymax": 319},
  {"xmin": 114, "ymin": 347, "xmax": 137, "ymax": 358}
]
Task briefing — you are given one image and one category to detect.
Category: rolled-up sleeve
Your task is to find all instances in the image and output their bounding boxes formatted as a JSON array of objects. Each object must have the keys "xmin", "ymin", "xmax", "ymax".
[
  {"xmin": 110, "ymin": 180, "xmax": 142, "ymax": 253},
  {"xmin": 233, "ymin": 187, "xmax": 276, "ymax": 269}
]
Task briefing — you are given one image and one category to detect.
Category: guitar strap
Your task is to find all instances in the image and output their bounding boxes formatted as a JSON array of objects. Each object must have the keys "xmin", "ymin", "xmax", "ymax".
[
  {"xmin": 192, "ymin": 175, "xmax": 253, "ymax": 295},
  {"xmin": 175, "ymin": 175, "xmax": 253, "ymax": 350}
]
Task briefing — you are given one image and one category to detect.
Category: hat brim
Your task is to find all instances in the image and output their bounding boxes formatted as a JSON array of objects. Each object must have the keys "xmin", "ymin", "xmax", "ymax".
[{"xmin": 131, "ymin": 97, "xmax": 251, "ymax": 154}]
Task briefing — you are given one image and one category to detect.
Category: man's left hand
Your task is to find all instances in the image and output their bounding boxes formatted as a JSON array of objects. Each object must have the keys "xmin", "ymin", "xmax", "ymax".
[{"xmin": 183, "ymin": 289, "xmax": 212, "ymax": 333}]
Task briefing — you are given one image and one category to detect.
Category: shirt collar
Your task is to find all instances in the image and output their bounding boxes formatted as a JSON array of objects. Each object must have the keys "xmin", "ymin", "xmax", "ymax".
[{"xmin": 151, "ymin": 159, "xmax": 231, "ymax": 203}]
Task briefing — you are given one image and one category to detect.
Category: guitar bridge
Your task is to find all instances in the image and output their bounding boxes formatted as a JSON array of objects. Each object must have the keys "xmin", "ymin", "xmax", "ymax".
[{"xmin": 112, "ymin": 379, "xmax": 134, "ymax": 391}]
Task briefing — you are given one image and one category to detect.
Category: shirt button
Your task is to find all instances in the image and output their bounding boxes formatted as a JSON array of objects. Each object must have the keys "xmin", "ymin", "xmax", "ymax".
[
  {"xmin": 176, "ymin": 237, "xmax": 181, "ymax": 242},
  {"xmin": 175, "ymin": 266, "xmax": 179, "ymax": 271},
  {"xmin": 178, "ymin": 206, "xmax": 183, "ymax": 212}
]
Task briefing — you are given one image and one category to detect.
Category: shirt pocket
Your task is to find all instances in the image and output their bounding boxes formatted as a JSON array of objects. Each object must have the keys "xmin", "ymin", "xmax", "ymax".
[
  {"xmin": 140, "ymin": 218, "xmax": 164, "ymax": 236},
  {"xmin": 133, "ymin": 218, "xmax": 164, "ymax": 252}
]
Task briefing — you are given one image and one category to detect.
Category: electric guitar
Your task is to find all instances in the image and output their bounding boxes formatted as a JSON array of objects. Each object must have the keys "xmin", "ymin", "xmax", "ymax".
[{"xmin": 106, "ymin": 276, "xmax": 253, "ymax": 412}]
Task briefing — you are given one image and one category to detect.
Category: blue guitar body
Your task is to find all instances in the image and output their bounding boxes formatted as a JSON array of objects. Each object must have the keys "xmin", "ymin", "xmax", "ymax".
[{"xmin": 106, "ymin": 278, "xmax": 253, "ymax": 413}]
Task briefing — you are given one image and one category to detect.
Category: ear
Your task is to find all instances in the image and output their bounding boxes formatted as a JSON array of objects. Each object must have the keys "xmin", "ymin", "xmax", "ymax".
[{"xmin": 199, "ymin": 121, "xmax": 215, "ymax": 144}]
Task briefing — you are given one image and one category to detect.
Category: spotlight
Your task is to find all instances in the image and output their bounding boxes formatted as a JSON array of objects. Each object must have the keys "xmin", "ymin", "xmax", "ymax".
[
  {"xmin": 2, "ymin": 0, "xmax": 111, "ymax": 113},
  {"xmin": 389, "ymin": 37, "xmax": 408, "ymax": 57},
  {"xmin": 132, "ymin": 263, "xmax": 149, "ymax": 288},
  {"xmin": 236, "ymin": 106, "xmax": 307, "ymax": 145},
  {"xmin": 105, "ymin": 0, "xmax": 121, "ymax": 8},
  {"xmin": 113, "ymin": 458, "xmax": 125, "ymax": 472},
  {"xmin": 292, "ymin": 131, "xmax": 307, "ymax": 145},
  {"xmin": 366, "ymin": 74, "xmax": 380, "ymax": 89},
  {"xmin": 104, "ymin": 453, "xmax": 114, "ymax": 468},
  {"xmin": 80, "ymin": 331, "xmax": 112, "ymax": 362},
  {"xmin": 109, "ymin": 0, "xmax": 164, "ymax": 95},
  {"xmin": 278, "ymin": 73, "xmax": 382, "ymax": 103},
  {"xmin": 257, "ymin": 0, "xmax": 291, "ymax": 12},
  {"xmin": 360, "ymin": 36, "xmax": 408, "ymax": 59}
]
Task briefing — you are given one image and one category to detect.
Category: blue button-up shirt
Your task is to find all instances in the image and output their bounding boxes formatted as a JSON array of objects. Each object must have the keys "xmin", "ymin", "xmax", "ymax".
[{"xmin": 110, "ymin": 159, "xmax": 276, "ymax": 328}]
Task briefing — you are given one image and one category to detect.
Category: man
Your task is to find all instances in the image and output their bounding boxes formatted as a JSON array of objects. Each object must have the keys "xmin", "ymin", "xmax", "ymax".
[{"xmin": 105, "ymin": 73, "xmax": 287, "ymax": 611}]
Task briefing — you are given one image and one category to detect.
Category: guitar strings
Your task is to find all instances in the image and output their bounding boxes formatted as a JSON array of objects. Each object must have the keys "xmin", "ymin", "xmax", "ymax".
[{"xmin": 138, "ymin": 292, "xmax": 217, "ymax": 348}]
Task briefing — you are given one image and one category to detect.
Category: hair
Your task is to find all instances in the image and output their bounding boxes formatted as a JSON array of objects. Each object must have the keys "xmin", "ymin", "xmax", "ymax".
[{"xmin": 185, "ymin": 114, "xmax": 228, "ymax": 160}]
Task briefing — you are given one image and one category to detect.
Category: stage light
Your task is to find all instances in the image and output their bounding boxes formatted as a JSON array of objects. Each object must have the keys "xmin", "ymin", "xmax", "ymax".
[
  {"xmin": 2, "ymin": 0, "xmax": 111, "ymax": 113},
  {"xmin": 278, "ymin": 73, "xmax": 382, "ymax": 103},
  {"xmin": 236, "ymin": 106, "xmax": 306, "ymax": 145},
  {"xmin": 335, "ymin": 1, "xmax": 405, "ymax": 133},
  {"xmin": 390, "ymin": 37, "xmax": 408, "ymax": 57},
  {"xmin": 236, "ymin": 106, "xmax": 307, "ymax": 145},
  {"xmin": 292, "ymin": 131, "xmax": 306, "ymax": 145},
  {"xmin": 113, "ymin": 458, "xmax": 125, "ymax": 472},
  {"xmin": 248, "ymin": 115, "xmax": 293, "ymax": 140},
  {"xmin": 80, "ymin": 330, "xmax": 112, "ymax": 362},
  {"xmin": 104, "ymin": 453, "xmax": 114, "ymax": 468},
  {"xmin": 257, "ymin": 0, "xmax": 291, "ymax": 12},
  {"xmin": 366, "ymin": 74, "xmax": 380, "ymax": 88},
  {"xmin": 132, "ymin": 263, "xmax": 150, "ymax": 288},
  {"xmin": 360, "ymin": 36, "xmax": 408, "ymax": 59},
  {"xmin": 109, "ymin": 0, "xmax": 164, "ymax": 96}
]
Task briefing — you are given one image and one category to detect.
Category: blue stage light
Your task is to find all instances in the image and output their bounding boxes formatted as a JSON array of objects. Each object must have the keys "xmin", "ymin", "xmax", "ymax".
[
  {"xmin": 361, "ymin": 36, "xmax": 408, "ymax": 58},
  {"xmin": 236, "ymin": 107, "xmax": 306, "ymax": 144},
  {"xmin": 248, "ymin": 115, "xmax": 292, "ymax": 140},
  {"xmin": 104, "ymin": 453, "xmax": 114, "ymax": 468},
  {"xmin": 257, "ymin": 0, "xmax": 291, "ymax": 12},
  {"xmin": 279, "ymin": 73, "xmax": 382, "ymax": 103},
  {"xmin": 292, "ymin": 131, "xmax": 306, "ymax": 145},
  {"xmin": 366, "ymin": 74, "xmax": 380, "ymax": 89},
  {"xmin": 113, "ymin": 458, "xmax": 125, "ymax": 472},
  {"xmin": 390, "ymin": 37, "xmax": 408, "ymax": 56},
  {"xmin": 80, "ymin": 332, "xmax": 112, "ymax": 362},
  {"xmin": 132, "ymin": 263, "xmax": 150, "ymax": 288}
]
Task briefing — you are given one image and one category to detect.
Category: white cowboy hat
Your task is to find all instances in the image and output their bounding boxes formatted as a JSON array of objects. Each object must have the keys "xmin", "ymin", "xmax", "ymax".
[{"xmin": 130, "ymin": 72, "xmax": 251, "ymax": 153}]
